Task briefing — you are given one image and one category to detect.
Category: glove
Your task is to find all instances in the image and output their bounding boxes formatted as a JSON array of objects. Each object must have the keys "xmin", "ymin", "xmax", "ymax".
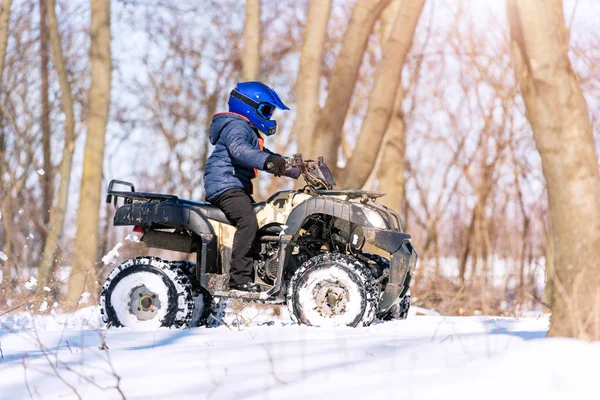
[{"xmin": 264, "ymin": 155, "xmax": 286, "ymax": 177}]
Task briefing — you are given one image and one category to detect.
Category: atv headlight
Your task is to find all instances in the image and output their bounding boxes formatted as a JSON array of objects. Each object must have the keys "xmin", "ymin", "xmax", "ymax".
[{"xmin": 362, "ymin": 207, "xmax": 387, "ymax": 229}]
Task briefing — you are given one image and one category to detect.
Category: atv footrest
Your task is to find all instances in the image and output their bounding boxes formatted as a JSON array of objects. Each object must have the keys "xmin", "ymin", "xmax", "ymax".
[
  {"xmin": 212, "ymin": 290, "xmax": 280, "ymax": 303},
  {"xmin": 201, "ymin": 273, "xmax": 229, "ymax": 292},
  {"xmin": 201, "ymin": 274, "xmax": 278, "ymax": 301}
]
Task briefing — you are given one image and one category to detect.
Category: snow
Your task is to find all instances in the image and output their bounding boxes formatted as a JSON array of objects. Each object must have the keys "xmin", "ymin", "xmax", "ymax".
[
  {"xmin": 125, "ymin": 233, "xmax": 140, "ymax": 243},
  {"xmin": 23, "ymin": 276, "xmax": 37, "ymax": 290},
  {"xmin": 38, "ymin": 300, "xmax": 48, "ymax": 312},
  {"xmin": 1, "ymin": 307, "xmax": 103, "ymax": 332},
  {"xmin": 0, "ymin": 251, "xmax": 7, "ymax": 261},
  {"xmin": 1, "ymin": 306, "xmax": 598, "ymax": 399},
  {"xmin": 78, "ymin": 292, "xmax": 91, "ymax": 305},
  {"xmin": 102, "ymin": 243, "xmax": 124, "ymax": 265},
  {"xmin": 36, "ymin": 168, "xmax": 46, "ymax": 175}
]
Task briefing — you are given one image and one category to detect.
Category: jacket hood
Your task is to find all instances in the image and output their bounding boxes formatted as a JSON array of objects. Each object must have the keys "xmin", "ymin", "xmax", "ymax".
[{"xmin": 209, "ymin": 113, "xmax": 249, "ymax": 145}]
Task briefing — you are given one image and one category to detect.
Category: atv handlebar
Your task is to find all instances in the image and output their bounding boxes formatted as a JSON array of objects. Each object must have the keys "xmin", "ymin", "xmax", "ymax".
[{"xmin": 286, "ymin": 153, "xmax": 336, "ymax": 190}]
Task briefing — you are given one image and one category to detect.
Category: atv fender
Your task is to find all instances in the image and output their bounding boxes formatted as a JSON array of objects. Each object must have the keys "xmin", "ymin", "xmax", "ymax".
[
  {"xmin": 284, "ymin": 197, "xmax": 417, "ymax": 312},
  {"xmin": 285, "ymin": 197, "xmax": 396, "ymax": 234},
  {"xmin": 363, "ymin": 227, "xmax": 418, "ymax": 311},
  {"xmin": 113, "ymin": 201, "xmax": 218, "ymax": 275}
]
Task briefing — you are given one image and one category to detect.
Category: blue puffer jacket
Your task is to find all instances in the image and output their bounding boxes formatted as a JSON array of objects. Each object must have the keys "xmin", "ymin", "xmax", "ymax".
[{"xmin": 204, "ymin": 113, "xmax": 273, "ymax": 201}]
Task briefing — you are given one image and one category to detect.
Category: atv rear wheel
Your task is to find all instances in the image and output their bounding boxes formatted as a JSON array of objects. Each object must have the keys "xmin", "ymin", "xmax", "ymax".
[
  {"xmin": 168, "ymin": 260, "xmax": 214, "ymax": 327},
  {"xmin": 167, "ymin": 260, "xmax": 226, "ymax": 327},
  {"xmin": 100, "ymin": 257, "xmax": 194, "ymax": 328},
  {"xmin": 287, "ymin": 253, "xmax": 378, "ymax": 327}
]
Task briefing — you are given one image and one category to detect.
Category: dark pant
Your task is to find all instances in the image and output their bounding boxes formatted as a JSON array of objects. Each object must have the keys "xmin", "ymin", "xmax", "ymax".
[{"xmin": 210, "ymin": 188, "xmax": 257, "ymax": 285}]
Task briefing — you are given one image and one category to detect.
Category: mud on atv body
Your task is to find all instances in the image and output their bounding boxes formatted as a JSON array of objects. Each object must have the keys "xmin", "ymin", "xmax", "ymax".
[{"xmin": 102, "ymin": 155, "xmax": 417, "ymax": 327}]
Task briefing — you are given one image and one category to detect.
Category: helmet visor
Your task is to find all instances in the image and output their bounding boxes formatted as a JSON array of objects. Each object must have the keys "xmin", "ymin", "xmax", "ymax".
[{"xmin": 257, "ymin": 103, "xmax": 275, "ymax": 120}]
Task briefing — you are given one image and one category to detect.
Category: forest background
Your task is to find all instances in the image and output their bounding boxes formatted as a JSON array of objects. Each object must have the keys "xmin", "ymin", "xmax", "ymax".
[{"xmin": 1, "ymin": 0, "xmax": 600, "ymax": 339}]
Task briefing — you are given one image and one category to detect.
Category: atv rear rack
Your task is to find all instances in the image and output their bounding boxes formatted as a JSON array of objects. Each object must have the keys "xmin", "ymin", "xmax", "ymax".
[{"xmin": 106, "ymin": 179, "xmax": 178, "ymax": 209}]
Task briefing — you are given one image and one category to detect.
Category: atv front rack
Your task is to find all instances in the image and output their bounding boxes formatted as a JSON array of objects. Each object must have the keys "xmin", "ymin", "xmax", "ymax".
[
  {"xmin": 315, "ymin": 189, "xmax": 385, "ymax": 200},
  {"xmin": 106, "ymin": 179, "xmax": 178, "ymax": 209}
]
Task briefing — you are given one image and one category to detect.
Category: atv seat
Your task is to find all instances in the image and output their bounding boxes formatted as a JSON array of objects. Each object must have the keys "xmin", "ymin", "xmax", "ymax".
[{"xmin": 191, "ymin": 202, "xmax": 266, "ymax": 224}]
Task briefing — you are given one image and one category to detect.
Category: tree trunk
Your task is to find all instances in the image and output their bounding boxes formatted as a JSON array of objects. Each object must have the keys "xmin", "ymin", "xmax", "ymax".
[
  {"xmin": 340, "ymin": 0, "xmax": 424, "ymax": 188},
  {"xmin": 0, "ymin": 0, "xmax": 11, "ymax": 86},
  {"xmin": 312, "ymin": 0, "xmax": 392, "ymax": 171},
  {"xmin": 1, "ymin": 198, "xmax": 13, "ymax": 282},
  {"xmin": 0, "ymin": 0, "xmax": 11, "ymax": 283},
  {"xmin": 459, "ymin": 213, "xmax": 476, "ymax": 286},
  {"xmin": 40, "ymin": 0, "xmax": 52, "ymax": 240},
  {"xmin": 544, "ymin": 217, "xmax": 555, "ymax": 308},
  {"xmin": 376, "ymin": 84, "xmax": 406, "ymax": 213},
  {"xmin": 68, "ymin": 0, "xmax": 112, "ymax": 308},
  {"xmin": 508, "ymin": 0, "xmax": 600, "ymax": 340},
  {"xmin": 519, "ymin": 219, "xmax": 530, "ymax": 289},
  {"xmin": 360, "ymin": 0, "xmax": 402, "ymax": 193},
  {"xmin": 242, "ymin": 0, "xmax": 260, "ymax": 81},
  {"xmin": 37, "ymin": 0, "xmax": 77, "ymax": 292},
  {"xmin": 515, "ymin": 171, "xmax": 530, "ymax": 290},
  {"xmin": 380, "ymin": 0, "xmax": 401, "ymax": 42},
  {"xmin": 202, "ymin": 90, "xmax": 219, "ymax": 172},
  {"xmin": 291, "ymin": 0, "xmax": 331, "ymax": 158}
]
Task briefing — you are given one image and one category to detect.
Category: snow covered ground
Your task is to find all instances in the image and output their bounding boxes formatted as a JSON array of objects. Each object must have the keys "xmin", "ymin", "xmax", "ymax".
[{"xmin": 0, "ymin": 306, "xmax": 598, "ymax": 400}]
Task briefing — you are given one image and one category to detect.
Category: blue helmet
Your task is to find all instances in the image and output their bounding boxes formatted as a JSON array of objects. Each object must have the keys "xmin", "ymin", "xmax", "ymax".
[{"xmin": 228, "ymin": 81, "xmax": 289, "ymax": 136}]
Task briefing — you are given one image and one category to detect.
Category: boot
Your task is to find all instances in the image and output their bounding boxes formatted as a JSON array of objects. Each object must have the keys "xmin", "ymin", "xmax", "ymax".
[{"xmin": 230, "ymin": 282, "xmax": 262, "ymax": 293}]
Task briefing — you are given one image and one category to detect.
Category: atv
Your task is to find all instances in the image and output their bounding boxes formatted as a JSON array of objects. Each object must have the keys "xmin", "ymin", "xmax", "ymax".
[{"xmin": 99, "ymin": 154, "xmax": 417, "ymax": 328}]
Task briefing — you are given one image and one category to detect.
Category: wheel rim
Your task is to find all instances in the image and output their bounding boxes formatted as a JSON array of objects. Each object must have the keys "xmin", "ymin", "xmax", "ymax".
[
  {"xmin": 129, "ymin": 285, "xmax": 161, "ymax": 321},
  {"xmin": 296, "ymin": 266, "xmax": 366, "ymax": 327},
  {"xmin": 313, "ymin": 280, "xmax": 350, "ymax": 318}
]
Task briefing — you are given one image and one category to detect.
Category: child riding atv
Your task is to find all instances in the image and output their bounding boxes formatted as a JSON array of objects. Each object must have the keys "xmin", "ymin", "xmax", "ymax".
[
  {"xmin": 101, "ymin": 84, "xmax": 417, "ymax": 328},
  {"xmin": 204, "ymin": 82, "xmax": 299, "ymax": 293}
]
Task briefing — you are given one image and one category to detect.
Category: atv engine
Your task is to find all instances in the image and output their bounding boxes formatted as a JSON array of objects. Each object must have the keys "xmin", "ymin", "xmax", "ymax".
[
  {"xmin": 253, "ymin": 224, "xmax": 285, "ymax": 285},
  {"xmin": 255, "ymin": 241, "xmax": 279, "ymax": 285}
]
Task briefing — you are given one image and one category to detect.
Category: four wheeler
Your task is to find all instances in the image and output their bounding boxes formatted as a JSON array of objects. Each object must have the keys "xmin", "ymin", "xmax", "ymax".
[{"xmin": 99, "ymin": 154, "xmax": 418, "ymax": 328}]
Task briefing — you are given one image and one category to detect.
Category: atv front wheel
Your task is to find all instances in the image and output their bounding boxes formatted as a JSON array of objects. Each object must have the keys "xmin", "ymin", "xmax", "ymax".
[
  {"xmin": 287, "ymin": 253, "xmax": 378, "ymax": 327},
  {"xmin": 378, "ymin": 294, "xmax": 411, "ymax": 321},
  {"xmin": 100, "ymin": 257, "xmax": 194, "ymax": 328}
]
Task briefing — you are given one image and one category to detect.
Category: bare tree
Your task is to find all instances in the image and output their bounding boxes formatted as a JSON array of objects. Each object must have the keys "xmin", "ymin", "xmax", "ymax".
[
  {"xmin": 69, "ymin": 0, "xmax": 112, "ymax": 307},
  {"xmin": 341, "ymin": 0, "xmax": 425, "ymax": 188},
  {"xmin": 0, "ymin": 0, "xmax": 11, "ymax": 82},
  {"xmin": 312, "ymin": 0, "xmax": 392, "ymax": 171},
  {"xmin": 508, "ymin": 0, "xmax": 600, "ymax": 339},
  {"xmin": 379, "ymin": 0, "xmax": 401, "ymax": 40},
  {"xmin": 0, "ymin": 0, "xmax": 12, "ymax": 284},
  {"xmin": 360, "ymin": 0, "xmax": 400, "ymax": 192},
  {"xmin": 37, "ymin": 0, "xmax": 77, "ymax": 291},
  {"xmin": 291, "ymin": 0, "xmax": 331, "ymax": 158},
  {"xmin": 544, "ymin": 217, "xmax": 555, "ymax": 307},
  {"xmin": 242, "ymin": 0, "xmax": 260, "ymax": 81},
  {"xmin": 40, "ymin": 0, "xmax": 52, "ymax": 243},
  {"xmin": 374, "ymin": 0, "xmax": 432, "ymax": 215}
]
